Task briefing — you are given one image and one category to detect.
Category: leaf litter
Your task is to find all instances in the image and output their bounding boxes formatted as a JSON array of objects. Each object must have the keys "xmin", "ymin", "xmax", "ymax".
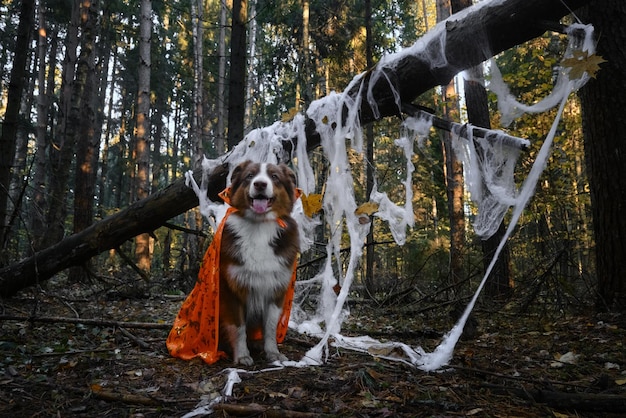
[{"xmin": 1, "ymin": 275, "xmax": 625, "ymax": 417}]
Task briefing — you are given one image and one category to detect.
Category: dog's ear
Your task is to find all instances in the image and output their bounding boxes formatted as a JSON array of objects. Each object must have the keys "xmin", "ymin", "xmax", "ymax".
[
  {"xmin": 230, "ymin": 161, "xmax": 250, "ymax": 188},
  {"xmin": 280, "ymin": 164, "xmax": 299, "ymax": 201},
  {"xmin": 281, "ymin": 164, "xmax": 297, "ymax": 189}
]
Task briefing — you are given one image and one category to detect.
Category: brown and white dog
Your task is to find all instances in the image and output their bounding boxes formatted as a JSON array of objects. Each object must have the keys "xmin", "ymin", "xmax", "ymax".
[{"xmin": 219, "ymin": 161, "xmax": 300, "ymax": 365}]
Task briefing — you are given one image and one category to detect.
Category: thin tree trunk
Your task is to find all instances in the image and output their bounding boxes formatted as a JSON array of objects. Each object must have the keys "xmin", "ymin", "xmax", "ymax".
[
  {"xmin": 438, "ymin": 0, "xmax": 465, "ymax": 286},
  {"xmin": 31, "ymin": 10, "xmax": 55, "ymax": 255},
  {"xmin": 0, "ymin": 0, "xmax": 35, "ymax": 249},
  {"xmin": 245, "ymin": 0, "xmax": 258, "ymax": 126},
  {"xmin": 216, "ymin": 0, "xmax": 227, "ymax": 155},
  {"xmin": 134, "ymin": 0, "xmax": 153, "ymax": 272},
  {"xmin": 191, "ymin": 0, "xmax": 204, "ymax": 164},
  {"xmin": 39, "ymin": 0, "xmax": 81, "ymax": 251},
  {"xmin": 227, "ymin": 0, "xmax": 247, "ymax": 149},
  {"xmin": 70, "ymin": 0, "xmax": 100, "ymax": 281},
  {"xmin": 451, "ymin": 0, "xmax": 512, "ymax": 298},
  {"xmin": 301, "ymin": 0, "xmax": 312, "ymax": 108},
  {"xmin": 9, "ymin": 42, "xmax": 36, "ymax": 247},
  {"xmin": 364, "ymin": 0, "xmax": 375, "ymax": 290}
]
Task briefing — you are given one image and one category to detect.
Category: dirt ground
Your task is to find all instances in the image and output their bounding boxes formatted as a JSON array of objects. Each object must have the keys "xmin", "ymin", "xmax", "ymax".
[{"xmin": 1, "ymin": 276, "xmax": 625, "ymax": 417}]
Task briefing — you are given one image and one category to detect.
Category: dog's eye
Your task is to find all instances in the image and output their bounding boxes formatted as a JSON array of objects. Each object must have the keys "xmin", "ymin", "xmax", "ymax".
[
  {"xmin": 246, "ymin": 173, "xmax": 254, "ymax": 180},
  {"xmin": 271, "ymin": 173, "xmax": 279, "ymax": 181}
]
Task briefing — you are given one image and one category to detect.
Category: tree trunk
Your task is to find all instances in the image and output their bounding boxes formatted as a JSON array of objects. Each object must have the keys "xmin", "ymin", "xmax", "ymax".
[
  {"xmin": 227, "ymin": 0, "xmax": 247, "ymax": 149},
  {"xmin": 38, "ymin": 0, "xmax": 81, "ymax": 252},
  {"xmin": 0, "ymin": 0, "xmax": 35, "ymax": 249},
  {"xmin": 437, "ymin": 0, "xmax": 465, "ymax": 287},
  {"xmin": 133, "ymin": 0, "xmax": 153, "ymax": 273},
  {"xmin": 364, "ymin": 0, "xmax": 375, "ymax": 291},
  {"xmin": 578, "ymin": 0, "xmax": 626, "ymax": 312},
  {"xmin": 216, "ymin": 0, "xmax": 227, "ymax": 155},
  {"xmin": 30, "ymin": 6, "xmax": 55, "ymax": 255},
  {"xmin": 70, "ymin": 0, "xmax": 100, "ymax": 281},
  {"xmin": 245, "ymin": 0, "xmax": 258, "ymax": 125},
  {"xmin": 191, "ymin": 0, "xmax": 204, "ymax": 164},
  {"xmin": 452, "ymin": 0, "xmax": 512, "ymax": 298},
  {"xmin": 0, "ymin": 0, "xmax": 595, "ymax": 296}
]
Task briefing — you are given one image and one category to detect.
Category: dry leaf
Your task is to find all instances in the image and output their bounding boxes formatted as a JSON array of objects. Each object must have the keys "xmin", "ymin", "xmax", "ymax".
[
  {"xmin": 561, "ymin": 50, "xmax": 606, "ymax": 79},
  {"xmin": 355, "ymin": 201, "xmax": 379, "ymax": 216},
  {"xmin": 281, "ymin": 107, "xmax": 299, "ymax": 122},
  {"xmin": 301, "ymin": 193, "xmax": 323, "ymax": 217}
]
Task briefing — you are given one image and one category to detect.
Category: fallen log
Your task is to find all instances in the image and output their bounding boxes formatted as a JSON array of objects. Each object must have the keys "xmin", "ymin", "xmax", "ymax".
[
  {"xmin": 0, "ymin": 0, "xmax": 594, "ymax": 298},
  {"xmin": 0, "ymin": 164, "xmax": 229, "ymax": 298}
]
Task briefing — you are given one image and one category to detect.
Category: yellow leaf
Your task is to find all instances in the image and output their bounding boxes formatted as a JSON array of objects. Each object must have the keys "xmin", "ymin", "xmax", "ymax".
[
  {"xmin": 561, "ymin": 50, "xmax": 606, "ymax": 80},
  {"xmin": 321, "ymin": 115, "xmax": 329, "ymax": 124},
  {"xmin": 301, "ymin": 193, "xmax": 323, "ymax": 217},
  {"xmin": 281, "ymin": 107, "xmax": 299, "ymax": 122},
  {"xmin": 355, "ymin": 201, "xmax": 379, "ymax": 216},
  {"xmin": 615, "ymin": 379, "xmax": 626, "ymax": 386}
]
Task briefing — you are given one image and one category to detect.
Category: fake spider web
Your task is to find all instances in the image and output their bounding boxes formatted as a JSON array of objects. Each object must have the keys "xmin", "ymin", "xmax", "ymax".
[{"xmin": 185, "ymin": 20, "xmax": 596, "ymax": 387}]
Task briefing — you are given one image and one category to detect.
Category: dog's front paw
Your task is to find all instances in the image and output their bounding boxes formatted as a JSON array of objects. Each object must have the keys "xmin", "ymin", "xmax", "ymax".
[
  {"xmin": 236, "ymin": 355, "xmax": 254, "ymax": 366},
  {"xmin": 266, "ymin": 351, "xmax": 288, "ymax": 363}
]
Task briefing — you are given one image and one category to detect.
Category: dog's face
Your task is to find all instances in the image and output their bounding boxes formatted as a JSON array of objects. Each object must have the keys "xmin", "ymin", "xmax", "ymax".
[{"xmin": 229, "ymin": 161, "xmax": 298, "ymax": 219}]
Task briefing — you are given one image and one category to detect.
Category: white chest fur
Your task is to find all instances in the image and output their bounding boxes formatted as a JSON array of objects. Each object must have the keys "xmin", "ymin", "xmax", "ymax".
[{"xmin": 225, "ymin": 215, "xmax": 292, "ymax": 295}]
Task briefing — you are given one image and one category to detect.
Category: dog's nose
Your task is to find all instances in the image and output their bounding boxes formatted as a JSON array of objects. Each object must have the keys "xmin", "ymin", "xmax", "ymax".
[{"xmin": 254, "ymin": 180, "xmax": 267, "ymax": 191}]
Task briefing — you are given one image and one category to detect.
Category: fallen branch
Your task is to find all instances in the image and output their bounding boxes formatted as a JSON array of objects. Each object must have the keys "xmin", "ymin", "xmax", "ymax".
[
  {"xmin": 118, "ymin": 327, "xmax": 153, "ymax": 349},
  {"xmin": 0, "ymin": 314, "xmax": 171, "ymax": 330}
]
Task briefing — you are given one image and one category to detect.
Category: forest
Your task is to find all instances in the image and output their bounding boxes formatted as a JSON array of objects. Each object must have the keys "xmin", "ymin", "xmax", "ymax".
[{"xmin": 1, "ymin": 0, "xmax": 625, "ymax": 416}]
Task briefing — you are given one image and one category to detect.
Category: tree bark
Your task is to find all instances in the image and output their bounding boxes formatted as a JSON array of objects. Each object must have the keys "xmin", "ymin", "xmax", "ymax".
[
  {"xmin": 38, "ymin": 0, "xmax": 81, "ymax": 252},
  {"xmin": 133, "ymin": 0, "xmax": 153, "ymax": 272},
  {"xmin": 452, "ymin": 0, "xmax": 512, "ymax": 298},
  {"xmin": 578, "ymin": 0, "xmax": 626, "ymax": 312},
  {"xmin": 227, "ymin": 0, "xmax": 247, "ymax": 149},
  {"xmin": 216, "ymin": 0, "xmax": 227, "ymax": 155},
  {"xmin": 0, "ymin": 0, "xmax": 35, "ymax": 248},
  {"xmin": 0, "ymin": 0, "xmax": 594, "ymax": 297},
  {"xmin": 437, "ymin": 0, "xmax": 466, "ymax": 287},
  {"xmin": 70, "ymin": 0, "xmax": 100, "ymax": 282}
]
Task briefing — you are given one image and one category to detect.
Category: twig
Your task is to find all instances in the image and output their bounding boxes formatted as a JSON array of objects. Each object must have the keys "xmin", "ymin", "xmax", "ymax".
[
  {"xmin": 214, "ymin": 403, "xmax": 326, "ymax": 417},
  {"xmin": 163, "ymin": 221, "xmax": 208, "ymax": 237},
  {"xmin": 119, "ymin": 326, "xmax": 152, "ymax": 349},
  {"xmin": 114, "ymin": 246, "xmax": 150, "ymax": 281},
  {"xmin": 0, "ymin": 314, "xmax": 170, "ymax": 329}
]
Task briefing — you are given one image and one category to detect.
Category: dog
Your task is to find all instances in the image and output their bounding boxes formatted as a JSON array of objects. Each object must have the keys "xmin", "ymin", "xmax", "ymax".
[{"xmin": 218, "ymin": 161, "xmax": 300, "ymax": 365}]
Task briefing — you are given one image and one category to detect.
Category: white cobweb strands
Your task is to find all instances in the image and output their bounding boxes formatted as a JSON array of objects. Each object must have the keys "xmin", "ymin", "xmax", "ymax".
[
  {"xmin": 488, "ymin": 23, "xmax": 596, "ymax": 127},
  {"xmin": 368, "ymin": 116, "xmax": 430, "ymax": 245},
  {"xmin": 452, "ymin": 126, "xmax": 524, "ymax": 239},
  {"xmin": 184, "ymin": 22, "xmax": 597, "ymax": 379}
]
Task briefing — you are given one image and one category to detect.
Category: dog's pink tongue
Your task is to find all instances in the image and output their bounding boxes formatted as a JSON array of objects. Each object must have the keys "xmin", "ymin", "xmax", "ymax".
[{"xmin": 252, "ymin": 198, "xmax": 270, "ymax": 214}]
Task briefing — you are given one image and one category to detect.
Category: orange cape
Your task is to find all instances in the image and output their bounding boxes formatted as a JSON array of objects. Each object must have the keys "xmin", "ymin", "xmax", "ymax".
[{"xmin": 166, "ymin": 189, "xmax": 298, "ymax": 364}]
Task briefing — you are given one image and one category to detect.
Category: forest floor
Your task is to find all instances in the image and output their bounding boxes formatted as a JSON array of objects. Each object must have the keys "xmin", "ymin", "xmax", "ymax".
[{"xmin": 1, "ymin": 274, "xmax": 625, "ymax": 418}]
